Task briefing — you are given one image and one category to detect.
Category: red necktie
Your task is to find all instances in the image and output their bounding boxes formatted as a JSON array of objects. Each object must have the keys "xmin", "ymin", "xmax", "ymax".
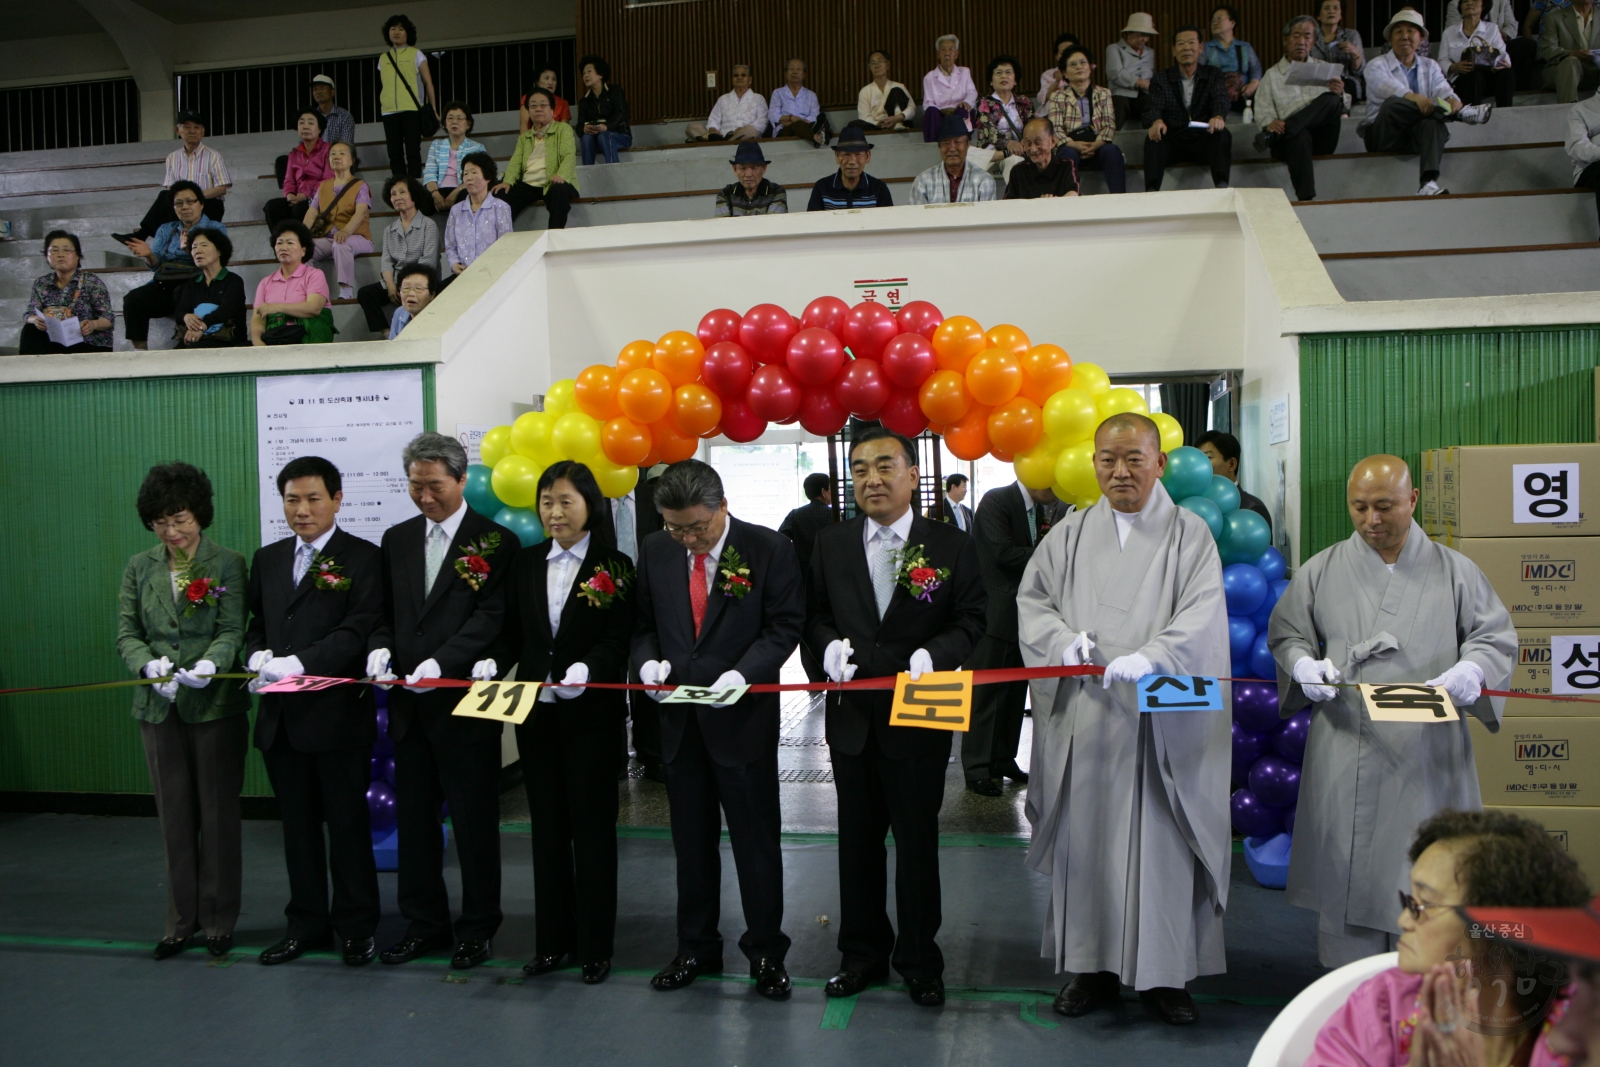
[{"xmin": 690, "ymin": 552, "xmax": 710, "ymax": 636}]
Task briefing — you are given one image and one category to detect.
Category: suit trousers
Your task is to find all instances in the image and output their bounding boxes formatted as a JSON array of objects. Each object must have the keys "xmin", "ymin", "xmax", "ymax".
[
  {"xmin": 496, "ymin": 181, "xmax": 577, "ymax": 229},
  {"xmin": 1142, "ymin": 126, "xmax": 1233, "ymax": 190},
  {"xmin": 122, "ymin": 278, "xmax": 187, "ymax": 343},
  {"xmin": 1542, "ymin": 56, "xmax": 1600, "ymax": 103},
  {"xmin": 516, "ymin": 707, "xmax": 623, "ymax": 962},
  {"xmin": 832, "ymin": 731, "xmax": 948, "ymax": 980},
  {"xmin": 1267, "ymin": 92, "xmax": 1343, "ymax": 202},
  {"xmin": 664, "ymin": 712, "xmax": 789, "ymax": 965},
  {"xmin": 628, "ymin": 664, "xmax": 663, "ymax": 765},
  {"xmin": 1361, "ymin": 97, "xmax": 1449, "ymax": 182},
  {"xmin": 262, "ymin": 732, "xmax": 380, "ymax": 941},
  {"xmin": 961, "ymin": 636, "xmax": 1026, "ymax": 782},
  {"xmin": 394, "ymin": 730, "xmax": 503, "ymax": 942},
  {"xmin": 139, "ymin": 712, "xmax": 249, "ymax": 939}
]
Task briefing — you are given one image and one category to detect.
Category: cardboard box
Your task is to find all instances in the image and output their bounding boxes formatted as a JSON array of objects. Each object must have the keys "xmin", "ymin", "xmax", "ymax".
[
  {"xmin": 1421, "ymin": 449, "xmax": 1441, "ymax": 538},
  {"xmin": 1484, "ymin": 805, "xmax": 1600, "ymax": 887},
  {"xmin": 1438, "ymin": 443, "xmax": 1600, "ymax": 538},
  {"xmin": 1506, "ymin": 628, "xmax": 1600, "ymax": 716},
  {"xmin": 1470, "ymin": 717, "xmax": 1600, "ymax": 806},
  {"xmin": 1432, "ymin": 535, "xmax": 1600, "ymax": 627}
]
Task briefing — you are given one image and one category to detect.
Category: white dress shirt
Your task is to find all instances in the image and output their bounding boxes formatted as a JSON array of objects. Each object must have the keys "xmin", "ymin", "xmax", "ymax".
[
  {"xmin": 858, "ymin": 79, "xmax": 915, "ymax": 125},
  {"xmin": 864, "ymin": 505, "xmax": 916, "ymax": 556},
  {"xmin": 707, "ymin": 88, "xmax": 769, "ymax": 134},
  {"xmin": 944, "ymin": 495, "xmax": 968, "ymax": 531},
  {"xmin": 293, "ymin": 524, "xmax": 338, "ymax": 587},
  {"xmin": 1445, "ymin": 0, "xmax": 1520, "ymax": 40},
  {"xmin": 425, "ymin": 501, "xmax": 471, "ymax": 586},
  {"xmin": 1440, "ymin": 20, "xmax": 1513, "ymax": 69},
  {"xmin": 688, "ymin": 520, "xmax": 732, "ymax": 595},
  {"xmin": 546, "ymin": 533, "xmax": 590, "ymax": 637},
  {"xmin": 1254, "ymin": 56, "xmax": 1339, "ymax": 127},
  {"xmin": 1363, "ymin": 51, "xmax": 1455, "ymax": 122}
]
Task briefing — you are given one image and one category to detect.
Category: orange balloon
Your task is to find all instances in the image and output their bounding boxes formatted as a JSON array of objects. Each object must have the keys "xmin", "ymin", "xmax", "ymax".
[
  {"xmin": 944, "ymin": 404, "xmax": 992, "ymax": 461},
  {"xmin": 617, "ymin": 368, "xmax": 673, "ymax": 424},
  {"xmin": 651, "ymin": 421, "xmax": 699, "ymax": 463},
  {"xmin": 984, "ymin": 323, "xmax": 1031, "ymax": 358},
  {"xmin": 601, "ymin": 416, "xmax": 652, "ymax": 467},
  {"xmin": 653, "ymin": 331, "xmax": 705, "ymax": 387},
  {"xmin": 931, "ymin": 315, "xmax": 987, "ymax": 372},
  {"xmin": 990, "ymin": 445, "xmax": 1016, "ymax": 463},
  {"xmin": 965, "ymin": 348, "xmax": 1023, "ymax": 406},
  {"xmin": 574, "ymin": 364, "xmax": 623, "ymax": 420},
  {"xmin": 616, "ymin": 339, "xmax": 656, "ymax": 375},
  {"xmin": 918, "ymin": 369, "xmax": 972, "ymax": 424},
  {"xmin": 672, "ymin": 383, "xmax": 723, "ymax": 436},
  {"xmin": 927, "ymin": 421, "xmax": 950, "ymax": 436},
  {"xmin": 639, "ymin": 441, "xmax": 663, "ymax": 468},
  {"xmin": 1020, "ymin": 344, "xmax": 1074, "ymax": 405},
  {"xmin": 988, "ymin": 397, "xmax": 1043, "ymax": 455}
]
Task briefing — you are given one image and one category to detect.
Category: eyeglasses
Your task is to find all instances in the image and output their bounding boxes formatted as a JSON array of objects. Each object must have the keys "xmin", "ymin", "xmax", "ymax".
[
  {"xmin": 662, "ymin": 518, "xmax": 715, "ymax": 537},
  {"xmin": 151, "ymin": 514, "xmax": 198, "ymax": 532},
  {"xmin": 399, "ymin": 285, "xmax": 431, "ymax": 296},
  {"xmin": 171, "ymin": 197, "xmax": 200, "ymax": 208},
  {"xmin": 1400, "ymin": 890, "xmax": 1459, "ymax": 922}
]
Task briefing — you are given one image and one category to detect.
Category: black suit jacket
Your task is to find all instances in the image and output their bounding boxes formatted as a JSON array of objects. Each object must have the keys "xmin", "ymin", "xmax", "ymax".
[
  {"xmin": 631, "ymin": 516, "xmax": 804, "ymax": 767},
  {"xmin": 778, "ymin": 500, "xmax": 834, "ymax": 577},
  {"xmin": 370, "ymin": 506, "xmax": 517, "ymax": 747},
  {"xmin": 1142, "ymin": 63, "xmax": 1231, "ymax": 129},
  {"xmin": 973, "ymin": 485, "xmax": 1068, "ymax": 644},
  {"xmin": 635, "ymin": 474, "xmax": 664, "ymax": 540},
  {"xmin": 246, "ymin": 527, "xmax": 383, "ymax": 753},
  {"xmin": 804, "ymin": 515, "xmax": 987, "ymax": 760}
]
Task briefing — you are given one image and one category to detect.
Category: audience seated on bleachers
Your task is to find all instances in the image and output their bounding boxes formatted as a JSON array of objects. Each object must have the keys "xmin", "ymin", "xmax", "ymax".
[
  {"xmin": 171, "ymin": 230, "xmax": 245, "ymax": 349},
  {"xmin": 973, "ymin": 55, "xmax": 1032, "ymax": 182},
  {"xmin": 1566, "ymin": 93, "xmax": 1600, "ymax": 230},
  {"xmin": 1143, "ymin": 26, "xmax": 1233, "ymax": 192},
  {"xmin": 493, "ymin": 88, "xmax": 580, "ymax": 230},
  {"xmin": 1255, "ymin": 16, "xmax": 1346, "ymax": 203},
  {"xmin": 1446, "ymin": 0, "xmax": 1538, "ymax": 79},
  {"xmin": 1205, "ymin": 5, "xmax": 1264, "ymax": 114},
  {"xmin": 769, "ymin": 58, "xmax": 826, "ymax": 147},
  {"xmin": 1047, "ymin": 45, "xmax": 1127, "ymax": 194},
  {"xmin": 577, "ymin": 55, "xmax": 633, "ymax": 164},
  {"xmin": 252, "ymin": 221, "xmax": 332, "ymax": 346},
  {"xmin": 519, "ymin": 65, "xmax": 572, "ymax": 133},
  {"xmin": 265, "ymin": 108, "xmax": 331, "ymax": 238},
  {"xmin": 310, "ymin": 74, "xmax": 355, "ymax": 147},
  {"xmin": 849, "ymin": 50, "xmax": 915, "ymax": 133},
  {"xmin": 20, "ymin": 231, "xmax": 114, "ymax": 355},
  {"xmin": 303, "ymin": 142, "xmax": 373, "ymax": 301},
  {"xmin": 1004, "ymin": 118, "xmax": 1079, "ymax": 199},
  {"xmin": 686, "ymin": 64, "xmax": 768, "ymax": 142},
  {"xmin": 1314, "ymin": 0, "xmax": 1366, "ymax": 108},
  {"xmin": 716, "ymin": 143, "xmax": 788, "ymax": 216},
  {"xmin": 379, "ymin": 14, "xmax": 439, "ymax": 180},
  {"xmin": 1107, "ymin": 14, "xmax": 1158, "ymax": 129},
  {"xmin": 1035, "ymin": 32, "xmax": 1083, "ymax": 108},
  {"xmin": 922, "ymin": 34, "xmax": 978, "ymax": 142},
  {"xmin": 116, "ymin": 111, "xmax": 229, "ymax": 244},
  {"xmin": 386, "ymin": 263, "xmax": 439, "ymax": 340},
  {"xmin": 1449, "ymin": 0, "xmax": 1521, "ymax": 38},
  {"xmin": 911, "ymin": 111, "xmax": 999, "ymax": 203},
  {"xmin": 444, "ymin": 153, "xmax": 513, "ymax": 276},
  {"xmin": 1443, "ymin": 0, "xmax": 1517, "ymax": 109},
  {"xmin": 807, "ymin": 126, "xmax": 894, "ymax": 209},
  {"xmin": 422, "ymin": 102, "xmax": 488, "ymax": 217},
  {"xmin": 357, "ymin": 177, "xmax": 439, "ymax": 336},
  {"xmin": 1537, "ymin": 0, "xmax": 1600, "ymax": 102},
  {"xmin": 121, "ymin": 181, "xmax": 227, "ymax": 351}
]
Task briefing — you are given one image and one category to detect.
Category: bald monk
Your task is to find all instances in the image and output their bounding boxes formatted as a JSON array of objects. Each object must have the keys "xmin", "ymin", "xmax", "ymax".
[
  {"xmin": 1268, "ymin": 455, "xmax": 1516, "ymax": 968},
  {"xmin": 1017, "ymin": 413, "xmax": 1232, "ymax": 1026}
]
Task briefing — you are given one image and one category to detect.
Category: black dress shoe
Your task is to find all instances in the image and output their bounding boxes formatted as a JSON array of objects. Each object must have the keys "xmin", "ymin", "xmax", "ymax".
[
  {"xmin": 998, "ymin": 763, "xmax": 1029, "ymax": 784},
  {"xmin": 1140, "ymin": 986, "xmax": 1199, "ymax": 1025},
  {"xmin": 153, "ymin": 936, "xmax": 190, "ymax": 960},
  {"xmin": 205, "ymin": 934, "xmax": 233, "ymax": 957},
  {"xmin": 259, "ymin": 934, "xmax": 332, "ymax": 966},
  {"xmin": 1054, "ymin": 971, "xmax": 1122, "ymax": 1017},
  {"xmin": 342, "ymin": 937, "xmax": 376, "ymax": 966},
  {"xmin": 825, "ymin": 966, "xmax": 888, "ymax": 997},
  {"xmin": 451, "ymin": 939, "xmax": 492, "ymax": 969},
  {"xmin": 967, "ymin": 778, "xmax": 1004, "ymax": 797},
  {"xmin": 752, "ymin": 958, "xmax": 792, "ymax": 998},
  {"xmin": 908, "ymin": 977, "xmax": 946, "ymax": 1007},
  {"xmin": 523, "ymin": 953, "xmax": 566, "ymax": 976},
  {"xmin": 651, "ymin": 954, "xmax": 720, "ymax": 990},
  {"xmin": 380, "ymin": 933, "xmax": 452, "ymax": 965},
  {"xmin": 581, "ymin": 959, "xmax": 612, "ymax": 984},
  {"xmin": 642, "ymin": 760, "xmax": 667, "ymax": 783}
]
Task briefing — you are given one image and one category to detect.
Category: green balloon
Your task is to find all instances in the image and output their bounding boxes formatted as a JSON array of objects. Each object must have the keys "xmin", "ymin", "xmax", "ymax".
[
  {"xmin": 493, "ymin": 506, "xmax": 546, "ymax": 549},
  {"xmin": 463, "ymin": 463, "xmax": 505, "ymax": 518},
  {"xmin": 1218, "ymin": 508, "xmax": 1272, "ymax": 564},
  {"xmin": 1161, "ymin": 445, "xmax": 1213, "ymax": 502},
  {"xmin": 1203, "ymin": 474, "xmax": 1241, "ymax": 515},
  {"xmin": 1178, "ymin": 495, "xmax": 1224, "ymax": 539}
]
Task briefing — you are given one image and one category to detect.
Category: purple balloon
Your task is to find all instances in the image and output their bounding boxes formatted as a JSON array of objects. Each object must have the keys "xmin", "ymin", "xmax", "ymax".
[
  {"xmin": 369, "ymin": 754, "xmax": 385, "ymax": 781},
  {"xmin": 1272, "ymin": 710, "xmax": 1312, "ymax": 763},
  {"xmin": 1249, "ymin": 754, "xmax": 1302, "ymax": 808},
  {"xmin": 1232, "ymin": 720, "xmax": 1270, "ymax": 786},
  {"xmin": 382, "ymin": 756, "xmax": 396, "ymax": 787},
  {"xmin": 371, "ymin": 734, "xmax": 394, "ymax": 758},
  {"xmin": 1228, "ymin": 615, "xmax": 1257, "ymax": 659},
  {"xmin": 375, "ymin": 705, "xmax": 389, "ymax": 738},
  {"xmin": 1223, "ymin": 563, "xmax": 1270, "ymax": 616},
  {"xmin": 367, "ymin": 781, "xmax": 398, "ymax": 832},
  {"xmin": 1232, "ymin": 787, "xmax": 1284, "ymax": 838},
  {"xmin": 1233, "ymin": 680, "xmax": 1281, "ymax": 733},
  {"xmin": 1284, "ymin": 806, "xmax": 1297, "ymax": 834}
]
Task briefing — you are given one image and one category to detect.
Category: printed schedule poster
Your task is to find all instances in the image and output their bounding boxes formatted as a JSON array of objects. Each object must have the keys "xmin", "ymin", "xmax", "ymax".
[{"xmin": 256, "ymin": 369, "xmax": 426, "ymax": 545}]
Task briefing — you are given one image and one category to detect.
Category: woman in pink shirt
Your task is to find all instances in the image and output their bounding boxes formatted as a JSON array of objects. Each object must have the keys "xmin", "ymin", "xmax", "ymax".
[
  {"xmin": 922, "ymin": 33, "xmax": 977, "ymax": 142},
  {"xmin": 251, "ymin": 221, "xmax": 331, "ymax": 345}
]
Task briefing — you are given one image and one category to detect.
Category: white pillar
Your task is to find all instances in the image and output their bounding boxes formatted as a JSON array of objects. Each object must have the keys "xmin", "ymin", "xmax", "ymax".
[{"xmin": 76, "ymin": 0, "xmax": 176, "ymax": 142}]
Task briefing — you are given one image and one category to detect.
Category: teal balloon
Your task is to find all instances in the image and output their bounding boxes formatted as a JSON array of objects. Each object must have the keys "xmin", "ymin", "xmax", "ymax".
[
  {"xmin": 1203, "ymin": 474, "xmax": 1241, "ymax": 515},
  {"xmin": 1162, "ymin": 446, "xmax": 1213, "ymax": 502},
  {"xmin": 493, "ymin": 506, "xmax": 546, "ymax": 549},
  {"xmin": 1178, "ymin": 495, "xmax": 1224, "ymax": 539},
  {"xmin": 1218, "ymin": 508, "xmax": 1273, "ymax": 565},
  {"xmin": 464, "ymin": 463, "xmax": 504, "ymax": 518}
]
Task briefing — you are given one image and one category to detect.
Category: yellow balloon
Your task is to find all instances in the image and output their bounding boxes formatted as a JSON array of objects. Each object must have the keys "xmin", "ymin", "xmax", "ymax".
[
  {"xmin": 492, "ymin": 454, "xmax": 542, "ymax": 508},
  {"xmin": 1042, "ymin": 387, "xmax": 1101, "ymax": 445},
  {"xmin": 479, "ymin": 425, "xmax": 514, "ymax": 468},
  {"xmin": 1150, "ymin": 411, "xmax": 1184, "ymax": 453},
  {"xmin": 544, "ymin": 378, "xmax": 578, "ymax": 418},
  {"xmin": 1072, "ymin": 362, "xmax": 1111, "ymax": 396},
  {"xmin": 591, "ymin": 457, "xmax": 641, "ymax": 499},
  {"xmin": 510, "ymin": 410, "xmax": 559, "ymax": 466},
  {"xmin": 551, "ymin": 411, "xmax": 602, "ymax": 462},
  {"xmin": 1054, "ymin": 440, "xmax": 1099, "ymax": 501},
  {"xmin": 1095, "ymin": 386, "xmax": 1149, "ymax": 422},
  {"xmin": 1075, "ymin": 489, "xmax": 1103, "ymax": 509},
  {"xmin": 1013, "ymin": 441, "xmax": 1060, "ymax": 490}
]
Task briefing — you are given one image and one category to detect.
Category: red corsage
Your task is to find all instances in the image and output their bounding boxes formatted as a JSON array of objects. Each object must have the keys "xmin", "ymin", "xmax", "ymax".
[
  {"xmin": 577, "ymin": 560, "xmax": 633, "ymax": 608},
  {"xmin": 453, "ymin": 534, "xmax": 502, "ymax": 591}
]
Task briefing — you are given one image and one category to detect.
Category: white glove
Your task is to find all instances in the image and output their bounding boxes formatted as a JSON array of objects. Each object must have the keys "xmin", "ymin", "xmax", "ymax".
[
  {"xmin": 404, "ymin": 658, "xmax": 442, "ymax": 693},
  {"xmin": 1425, "ymin": 660, "xmax": 1486, "ymax": 708},
  {"xmin": 823, "ymin": 639, "xmax": 858, "ymax": 684},
  {"xmin": 366, "ymin": 649, "xmax": 391, "ymax": 678},
  {"xmin": 709, "ymin": 669, "xmax": 746, "ymax": 707},
  {"xmin": 470, "ymin": 659, "xmax": 498, "ymax": 682},
  {"xmin": 1101, "ymin": 653, "xmax": 1153, "ymax": 689},
  {"xmin": 260, "ymin": 655, "xmax": 304, "ymax": 684},
  {"xmin": 908, "ymin": 648, "xmax": 934, "ymax": 681},
  {"xmin": 1061, "ymin": 632, "xmax": 1097, "ymax": 667},
  {"xmin": 640, "ymin": 659, "xmax": 672, "ymax": 701},
  {"xmin": 153, "ymin": 678, "xmax": 180, "ymax": 701},
  {"xmin": 1293, "ymin": 656, "xmax": 1342, "ymax": 703},
  {"xmin": 551, "ymin": 661, "xmax": 589, "ymax": 700},
  {"xmin": 143, "ymin": 656, "xmax": 174, "ymax": 680},
  {"xmin": 175, "ymin": 659, "xmax": 217, "ymax": 689},
  {"xmin": 247, "ymin": 649, "xmax": 273, "ymax": 673}
]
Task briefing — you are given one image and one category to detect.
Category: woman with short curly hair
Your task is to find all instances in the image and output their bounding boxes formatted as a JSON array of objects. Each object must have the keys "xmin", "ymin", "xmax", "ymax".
[{"xmin": 379, "ymin": 13, "xmax": 439, "ymax": 178}]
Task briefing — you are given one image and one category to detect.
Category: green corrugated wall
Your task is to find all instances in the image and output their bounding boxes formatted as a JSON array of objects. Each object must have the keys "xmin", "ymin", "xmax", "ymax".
[
  {"xmin": 1299, "ymin": 327, "xmax": 1600, "ymax": 559},
  {"xmin": 0, "ymin": 366, "xmax": 435, "ymax": 796}
]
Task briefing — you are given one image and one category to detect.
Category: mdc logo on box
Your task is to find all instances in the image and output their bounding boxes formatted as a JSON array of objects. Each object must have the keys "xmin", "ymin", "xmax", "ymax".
[
  {"xmin": 1524, "ymin": 560, "xmax": 1578, "ymax": 581},
  {"xmin": 1515, "ymin": 739, "xmax": 1571, "ymax": 761}
]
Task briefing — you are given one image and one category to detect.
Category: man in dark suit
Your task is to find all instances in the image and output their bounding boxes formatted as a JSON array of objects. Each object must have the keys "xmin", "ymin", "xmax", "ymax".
[
  {"xmin": 367, "ymin": 432, "xmax": 516, "ymax": 971},
  {"xmin": 632, "ymin": 458, "xmax": 804, "ymax": 999},
  {"xmin": 1195, "ymin": 430, "xmax": 1272, "ymax": 536},
  {"xmin": 778, "ymin": 472, "xmax": 835, "ymax": 682},
  {"xmin": 941, "ymin": 473, "xmax": 973, "ymax": 532},
  {"xmin": 963, "ymin": 479, "xmax": 1068, "ymax": 796},
  {"xmin": 247, "ymin": 456, "xmax": 384, "ymax": 967},
  {"xmin": 805, "ymin": 425, "xmax": 986, "ymax": 1008},
  {"xmin": 1142, "ymin": 25, "xmax": 1233, "ymax": 190},
  {"xmin": 614, "ymin": 469, "xmax": 668, "ymax": 781}
]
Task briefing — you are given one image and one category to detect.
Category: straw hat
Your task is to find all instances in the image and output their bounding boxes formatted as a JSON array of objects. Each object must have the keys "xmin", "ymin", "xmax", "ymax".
[
  {"xmin": 1121, "ymin": 13, "xmax": 1158, "ymax": 37},
  {"xmin": 1382, "ymin": 8, "xmax": 1429, "ymax": 39}
]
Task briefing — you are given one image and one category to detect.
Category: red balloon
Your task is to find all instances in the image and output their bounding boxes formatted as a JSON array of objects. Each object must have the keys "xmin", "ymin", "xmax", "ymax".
[
  {"xmin": 785, "ymin": 327, "xmax": 847, "ymax": 386},
  {"xmin": 798, "ymin": 386, "xmax": 850, "ymax": 436},
  {"xmin": 878, "ymin": 388, "xmax": 930, "ymax": 437},
  {"xmin": 833, "ymin": 358, "xmax": 891, "ymax": 417},
  {"xmin": 745, "ymin": 364, "xmax": 803, "ymax": 422},
  {"xmin": 739, "ymin": 303, "xmax": 798, "ymax": 364},
  {"xmin": 840, "ymin": 301, "xmax": 899, "ymax": 361},
  {"xmin": 697, "ymin": 308, "xmax": 743, "ymax": 347},
  {"xmin": 719, "ymin": 398, "xmax": 768, "ymax": 443},
  {"xmin": 701, "ymin": 341, "xmax": 754, "ymax": 397},
  {"xmin": 896, "ymin": 300, "xmax": 944, "ymax": 339},
  {"xmin": 800, "ymin": 296, "xmax": 850, "ymax": 334},
  {"xmin": 881, "ymin": 332, "xmax": 938, "ymax": 389}
]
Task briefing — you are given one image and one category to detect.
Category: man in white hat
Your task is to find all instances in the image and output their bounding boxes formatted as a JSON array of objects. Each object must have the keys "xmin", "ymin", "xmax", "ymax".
[
  {"xmin": 1106, "ymin": 13, "xmax": 1158, "ymax": 128},
  {"xmin": 1361, "ymin": 8, "xmax": 1491, "ymax": 196},
  {"xmin": 311, "ymin": 75, "xmax": 355, "ymax": 147}
]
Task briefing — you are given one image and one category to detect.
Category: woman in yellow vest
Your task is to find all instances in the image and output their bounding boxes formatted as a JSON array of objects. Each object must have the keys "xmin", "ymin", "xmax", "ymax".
[{"xmin": 378, "ymin": 14, "xmax": 439, "ymax": 179}]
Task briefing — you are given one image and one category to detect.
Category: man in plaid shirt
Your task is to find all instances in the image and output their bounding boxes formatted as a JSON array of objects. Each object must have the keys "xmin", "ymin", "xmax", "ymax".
[
  {"xmin": 120, "ymin": 111, "xmax": 232, "ymax": 242},
  {"xmin": 1141, "ymin": 27, "xmax": 1233, "ymax": 191}
]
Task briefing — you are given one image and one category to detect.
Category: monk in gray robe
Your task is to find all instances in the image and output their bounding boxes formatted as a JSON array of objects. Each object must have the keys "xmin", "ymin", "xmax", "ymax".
[
  {"xmin": 1017, "ymin": 413, "xmax": 1232, "ymax": 1026},
  {"xmin": 1268, "ymin": 455, "xmax": 1516, "ymax": 968}
]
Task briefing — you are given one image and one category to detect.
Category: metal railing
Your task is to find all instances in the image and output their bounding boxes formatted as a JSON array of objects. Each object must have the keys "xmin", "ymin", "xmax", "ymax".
[{"xmin": 1, "ymin": 78, "xmax": 140, "ymax": 154}]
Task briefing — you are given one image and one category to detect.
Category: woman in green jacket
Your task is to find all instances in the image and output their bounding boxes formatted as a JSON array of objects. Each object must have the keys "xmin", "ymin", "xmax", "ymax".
[
  {"xmin": 492, "ymin": 87, "xmax": 580, "ymax": 229},
  {"xmin": 116, "ymin": 462, "xmax": 251, "ymax": 960}
]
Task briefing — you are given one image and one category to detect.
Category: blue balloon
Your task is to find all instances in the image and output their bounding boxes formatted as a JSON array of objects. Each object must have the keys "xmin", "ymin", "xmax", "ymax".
[
  {"xmin": 1249, "ymin": 580, "xmax": 1283, "ymax": 630},
  {"xmin": 1232, "ymin": 680, "xmax": 1281, "ymax": 732},
  {"xmin": 1231, "ymin": 787, "xmax": 1283, "ymax": 838},
  {"xmin": 1228, "ymin": 615, "xmax": 1257, "ymax": 658},
  {"xmin": 1250, "ymin": 631, "xmax": 1277, "ymax": 681},
  {"xmin": 1219, "ymin": 508, "xmax": 1273, "ymax": 565},
  {"xmin": 1232, "ymin": 657, "xmax": 1256, "ymax": 680},
  {"xmin": 1177, "ymin": 495, "xmax": 1224, "ymax": 539},
  {"xmin": 1272, "ymin": 709, "xmax": 1311, "ymax": 763},
  {"xmin": 1223, "ymin": 563, "xmax": 1269, "ymax": 616},
  {"xmin": 493, "ymin": 505, "xmax": 546, "ymax": 549},
  {"xmin": 463, "ymin": 463, "xmax": 505, "ymax": 518},
  {"xmin": 1256, "ymin": 546, "xmax": 1287, "ymax": 582},
  {"xmin": 1203, "ymin": 474, "xmax": 1241, "ymax": 515},
  {"xmin": 1249, "ymin": 754, "xmax": 1302, "ymax": 808},
  {"xmin": 1162, "ymin": 446, "xmax": 1215, "ymax": 502}
]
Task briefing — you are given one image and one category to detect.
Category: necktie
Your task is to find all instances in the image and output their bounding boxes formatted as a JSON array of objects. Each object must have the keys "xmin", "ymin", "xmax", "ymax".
[
  {"xmin": 424, "ymin": 523, "xmax": 446, "ymax": 595},
  {"xmin": 615, "ymin": 496, "xmax": 636, "ymax": 561},
  {"xmin": 1032, "ymin": 504, "xmax": 1050, "ymax": 545},
  {"xmin": 870, "ymin": 527, "xmax": 897, "ymax": 620},
  {"xmin": 690, "ymin": 552, "xmax": 710, "ymax": 636},
  {"xmin": 293, "ymin": 542, "xmax": 312, "ymax": 587},
  {"xmin": 1026, "ymin": 505, "xmax": 1037, "ymax": 545}
]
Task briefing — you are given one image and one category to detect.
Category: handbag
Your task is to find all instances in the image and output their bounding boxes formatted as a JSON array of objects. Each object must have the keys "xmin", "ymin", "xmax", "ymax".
[
  {"xmin": 1063, "ymin": 125, "xmax": 1099, "ymax": 144},
  {"xmin": 262, "ymin": 308, "xmax": 337, "ymax": 346},
  {"xmin": 387, "ymin": 49, "xmax": 438, "ymax": 136},
  {"xmin": 1223, "ymin": 43, "xmax": 1247, "ymax": 101},
  {"xmin": 307, "ymin": 179, "xmax": 358, "ymax": 240}
]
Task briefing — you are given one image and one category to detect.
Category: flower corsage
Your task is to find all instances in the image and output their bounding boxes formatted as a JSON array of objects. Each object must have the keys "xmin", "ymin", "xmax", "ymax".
[
  {"xmin": 311, "ymin": 551, "xmax": 351, "ymax": 592},
  {"xmin": 173, "ymin": 548, "xmax": 226, "ymax": 617},
  {"xmin": 892, "ymin": 544, "xmax": 949, "ymax": 603},
  {"xmin": 716, "ymin": 546, "xmax": 753, "ymax": 599},
  {"xmin": 454, "ymin": 532, "xmax": 502, "ymax": 591},
  {"xmin": 577, "ymin": 560, "xmax": 633, "ymax": 608}
]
